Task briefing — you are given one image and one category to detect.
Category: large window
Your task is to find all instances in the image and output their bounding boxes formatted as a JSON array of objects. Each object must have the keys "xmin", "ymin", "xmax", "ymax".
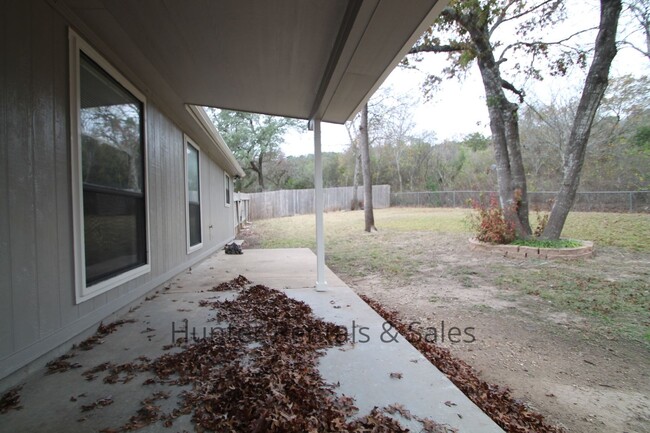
[
  {"xmin": 185, "ymin": 138, "xmax": 202, "ymax": 252},
  {"xmin": 70, "ymin": 31, "xmax": 150, "ymax": 302}
]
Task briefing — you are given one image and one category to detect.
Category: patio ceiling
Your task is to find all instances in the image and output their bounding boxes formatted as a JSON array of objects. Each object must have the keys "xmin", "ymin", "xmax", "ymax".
[{"xmin": 60, "ymin": 0, "xmax": 446, "ymax": 124}]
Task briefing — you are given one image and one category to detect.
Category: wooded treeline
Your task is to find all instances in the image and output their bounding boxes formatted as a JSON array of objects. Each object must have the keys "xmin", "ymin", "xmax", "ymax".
[{"xmin": 215, "ymin": 74, "xmax": 649, "ymax": 195}]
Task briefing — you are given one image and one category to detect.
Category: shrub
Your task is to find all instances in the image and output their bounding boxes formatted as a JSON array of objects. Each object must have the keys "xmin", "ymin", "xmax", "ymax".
[
  {"xmin": 532, "ymin": 201, "xmax": 553, "ymax": 237},
  {"xmin": 467, "ymin": 195, "xmax": 516, "ymax": 244}
]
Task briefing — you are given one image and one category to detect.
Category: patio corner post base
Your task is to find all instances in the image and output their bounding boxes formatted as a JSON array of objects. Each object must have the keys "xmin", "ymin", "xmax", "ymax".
[{"xmin": 312, "ymin": 118, "xmax": 327, "ymax": 291}]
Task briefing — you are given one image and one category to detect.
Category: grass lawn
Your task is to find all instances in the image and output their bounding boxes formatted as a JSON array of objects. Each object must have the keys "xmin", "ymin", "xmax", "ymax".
[
  {"xmin": 254, "ymin": 207, "xmax": 650, "ymax": 251},
  {"xmin": 249, "ymin": 207, "xmax": 650, "ymax": 344}
]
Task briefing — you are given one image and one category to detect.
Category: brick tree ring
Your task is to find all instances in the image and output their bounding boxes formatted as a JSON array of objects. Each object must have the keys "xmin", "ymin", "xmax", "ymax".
[{"xmin": 468, "ymin": 238, "xmax": 594, "ymax": 260}]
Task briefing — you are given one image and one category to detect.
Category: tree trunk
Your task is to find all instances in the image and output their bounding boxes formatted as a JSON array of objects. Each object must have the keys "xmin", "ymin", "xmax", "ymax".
[
  {"xmin": 257, "ymin": 153, "xmax": 265, "ymax": 191},
  {"xmin": 543, "ymin": 0, "xmax": 622, "ymax": 239},
  {"xmin": 395, "ymin": 146, "xmax": 403, "ymax": 193},
  {"xmin": 359, "ymin": 104, "xmax": 376, "ymax": 232},
  {"xmin": 466, "ymin": 22, "xmax": 531, "ymax": 238},
  {"xmin": 351, "ymin": 145, "xmax": 361, "ymax": 210}
]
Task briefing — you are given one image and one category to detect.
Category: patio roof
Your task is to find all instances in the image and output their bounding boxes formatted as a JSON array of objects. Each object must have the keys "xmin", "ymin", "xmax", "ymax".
[{"xmin": 59, "ymin": 0, "xmax": 446, "ymax": 124}]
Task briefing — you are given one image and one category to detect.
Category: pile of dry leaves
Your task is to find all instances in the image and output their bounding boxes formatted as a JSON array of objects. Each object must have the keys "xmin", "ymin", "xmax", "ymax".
[
  {"xmin": 360, "ymin": 295, "xmax": 566, "ymax": 433},
  {"xmin": 91, "ymin": 278, "xmax": 453, "ymax": 432}
]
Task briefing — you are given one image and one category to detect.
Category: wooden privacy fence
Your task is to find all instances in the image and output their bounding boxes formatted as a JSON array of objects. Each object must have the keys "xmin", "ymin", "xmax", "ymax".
[
  {"xmin": 247, "ymin": 185, "xmax": 391, "ymax": 220},
  {"xmin": 233, "ymin": 192, "xmax": 251, "ymax": 230}
]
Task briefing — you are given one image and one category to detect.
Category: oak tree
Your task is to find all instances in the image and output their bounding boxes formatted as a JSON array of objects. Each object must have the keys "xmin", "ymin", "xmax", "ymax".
[{"xmin": 409, "ymin": 0, "xmax": 622, "ymax": 239}]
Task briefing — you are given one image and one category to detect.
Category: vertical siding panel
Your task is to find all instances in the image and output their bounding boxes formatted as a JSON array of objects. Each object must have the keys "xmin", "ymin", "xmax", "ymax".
[
  {"xmin": 33, "ymin": 0, "xmax": 61, "ymax": 337},
  {"xmin": 53, "ymin": 11, "xmax": 77, "ymax": 326},
  {"xmin": 202, "ymin": 156, "xmax": 209, "ymax": 245},
  {"xmin": 0, "ymin": 0, "xmax": 15, "ymax": 359},
  {"xmin": 91, "ymin": 292, "xmax": 108, "ymax": 313},
  {"xmin": 147, "ymin": 107, "xmax": 161, "ymax": 277},
  {"xmin": 175, "ymin": 128, "xmax": 184, "ymax": 262},
  {"xmin": 170, "ymin": 126, "xmax": 178, "ymax": 263},
  {"xmin": 160, "ymin": 112, "xmax": 170, "ymax": 271},
  {"xmin": 206, "ymin": 157, "xmax": 214, "ymax": 244},
  {"xmin": 8, "ymin": 0, "xmax": 40, "ymax": 350},
  {"xmin": 173, "ymin": 126, "xmax": 182, "ymax": 264},
  {"xmin": 156, "ymin": 111, "xmax": 165, "ymax": 276},
  {"xmin": 172, "ymin": 125, "xmax": 181, "ymax": 264},
  {"xmin": 154, "ymin": 110, "xmax": 164, "ymax": 276}
]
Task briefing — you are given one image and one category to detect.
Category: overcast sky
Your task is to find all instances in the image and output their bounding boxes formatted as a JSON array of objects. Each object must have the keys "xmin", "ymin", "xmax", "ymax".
[{"xmin": 282, "ymin": 0, "xmax": 649, "ymax": 157}]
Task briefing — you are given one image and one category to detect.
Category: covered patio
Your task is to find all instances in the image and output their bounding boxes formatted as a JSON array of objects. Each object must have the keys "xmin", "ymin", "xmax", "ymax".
[
  {"xmin": 1, "ymin": 0, "xmax": 507, "ymax": 430},
  {"xmin": 1, "ymin": 248, "xmax": 503, "ymax": 432}
]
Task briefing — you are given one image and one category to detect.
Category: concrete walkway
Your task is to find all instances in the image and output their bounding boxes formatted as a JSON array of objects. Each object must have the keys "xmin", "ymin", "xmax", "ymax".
[{"xmin": 0, "ymin": 248, "xmax": 503, "ymax": 432}]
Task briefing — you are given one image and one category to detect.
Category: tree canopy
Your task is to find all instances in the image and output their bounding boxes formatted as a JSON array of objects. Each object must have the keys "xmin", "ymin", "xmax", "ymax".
[
  {"xmin": 408, "ymin": 0, "xmax": 623, "ymax": 239},
  {"xmin": 210, "ymin": 109, "xmax": 301, "ymax": 191}
]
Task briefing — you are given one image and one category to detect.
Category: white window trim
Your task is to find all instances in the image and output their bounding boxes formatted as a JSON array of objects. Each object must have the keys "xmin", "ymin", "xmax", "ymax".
[
  {"xmin": 224, "ymin": 173, "xmax": 231, "ymax": 207},
  {"xmin": 69, "ymin": 29, "xmax": 151, "ymax": 304},
  {"xmin": 185, "ymin": 135, "xmax": 203, "ymax": 254}
]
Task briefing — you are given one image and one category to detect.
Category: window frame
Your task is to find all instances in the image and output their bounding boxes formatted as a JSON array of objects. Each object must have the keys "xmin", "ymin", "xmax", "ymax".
[
  {"xmin": 184, "ymin": 136, "xmax": 203, "ymax": 254},
  {"xmin": 69, "ymin": 29, "xmax": 151, "ymax": 304},
  {"xmin": 224, "ymin": 173, "xmax": 231, "ymax": 207}
]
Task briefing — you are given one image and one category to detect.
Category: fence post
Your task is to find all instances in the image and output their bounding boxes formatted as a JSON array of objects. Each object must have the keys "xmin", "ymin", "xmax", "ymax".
[
  {"xmin": 416, "ymin": 192, "xmax": 420, "ymax": 207},
  {"xmin": 629, "ymin": 191, "xmax": 633, "ymax": 213},
  {"xmin": 452, "ymin": 191, "xmax": 456, "ymax": 208}
]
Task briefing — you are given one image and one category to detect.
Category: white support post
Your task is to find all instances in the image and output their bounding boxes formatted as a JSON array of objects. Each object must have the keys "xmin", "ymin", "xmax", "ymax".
[{"xmin": 313, "ymin": 119, "xmax": 327, "ymax": 291}]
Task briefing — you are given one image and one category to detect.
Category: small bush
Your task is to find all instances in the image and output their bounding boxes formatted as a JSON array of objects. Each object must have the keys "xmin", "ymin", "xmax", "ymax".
[{"xmin": 468, "ymin": 195, "xmax": 516, "ymax": 244}]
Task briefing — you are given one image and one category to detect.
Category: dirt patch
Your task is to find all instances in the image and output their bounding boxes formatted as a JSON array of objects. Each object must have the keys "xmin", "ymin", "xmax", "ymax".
[
  {"xmin": 241, "ymin": 223, "xmax": 650, "ymax": 433},
  {"xmin": 345, "ymin": 234, "xmax": 650, "ymax": 433}
]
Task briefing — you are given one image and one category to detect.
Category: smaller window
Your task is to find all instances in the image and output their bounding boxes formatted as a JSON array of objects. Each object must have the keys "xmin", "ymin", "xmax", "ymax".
[
  {"xmin": 225, "ymin": 173, "xmax": 231, "ymax": 207},
  {"xmin": 185, "ymin": 137, "xmax": 202, "ymax": 253}
]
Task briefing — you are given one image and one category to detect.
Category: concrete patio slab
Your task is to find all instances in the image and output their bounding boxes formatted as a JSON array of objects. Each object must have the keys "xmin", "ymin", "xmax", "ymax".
[{"xmin": 0, "ymin": 248, "xmax": 503, "ymax": 432}]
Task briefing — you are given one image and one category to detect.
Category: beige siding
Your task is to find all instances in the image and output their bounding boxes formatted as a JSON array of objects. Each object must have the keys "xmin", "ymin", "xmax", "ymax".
[{"xmin": 0, "ymin": 0, "xmax": 235, "ymax": 379}]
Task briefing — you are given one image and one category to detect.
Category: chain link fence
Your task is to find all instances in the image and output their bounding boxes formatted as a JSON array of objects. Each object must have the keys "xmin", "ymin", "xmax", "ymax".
[{"xmin": 391, "ymin": 191, "xmax": 650, "ymax": 213}]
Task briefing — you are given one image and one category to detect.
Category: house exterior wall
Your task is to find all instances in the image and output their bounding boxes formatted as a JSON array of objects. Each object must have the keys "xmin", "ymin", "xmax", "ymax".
[{"xmin": 0, "ymin": 0, "xmax": 236, "ymax": 380}]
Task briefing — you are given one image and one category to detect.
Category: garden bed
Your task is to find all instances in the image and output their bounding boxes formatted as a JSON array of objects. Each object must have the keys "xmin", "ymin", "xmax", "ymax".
[{"xmin": 468, "ymin": 238, "xmax": 594, "ymax": 259}]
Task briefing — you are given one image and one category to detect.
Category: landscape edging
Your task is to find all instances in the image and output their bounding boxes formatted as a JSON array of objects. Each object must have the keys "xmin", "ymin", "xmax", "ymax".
[{"xmin": 468, "ymin": 238, "xmax": 594, "ymax": 259}]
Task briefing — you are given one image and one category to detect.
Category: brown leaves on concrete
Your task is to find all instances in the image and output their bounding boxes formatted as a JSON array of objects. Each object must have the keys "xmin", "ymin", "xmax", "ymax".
[
  {"xmin": 360, "ymin": 295, "xmax": 565, "ymax": 433},
  {"xmin": 151, "ymin": 283, "xmax": 356, "ymax": 432},
  {"xmin": 45, "ymin": 354, "xmax": 82, "ymax": 374},
  {"xmin": 82, "ymin": 362, "xmax": 113, "ymax": 381},
  {"xmin": 209, "ymin": 274, "xmax": 251, "ymax": 291},
  {"xmin": 81, "ymin": 396, "xmax": 114, "ymax": 412},
  {"xmin": 100, "ymin": 278, "xmax": 452, "ymax": 431},
  {"xmin": 346, "ymin": 407, "xmax": 410, "ymax": 432},
  {"xmin": 0, "ymin": 385, "xmax": 23, "ymax": 413},
  {"xmin": 83, "ymin": 358, "xmax": 151, "ymax": 385},
  {"xmin": 119, "ymin": 391, "xmax": 170, "ymax": 431},
  {"xmin": 75, "ymin": 319, "xmax": 137, "ymax": 351},
  {"xmin": 96, "ymin": 278, "xmax": 455, "ymax": 432}
]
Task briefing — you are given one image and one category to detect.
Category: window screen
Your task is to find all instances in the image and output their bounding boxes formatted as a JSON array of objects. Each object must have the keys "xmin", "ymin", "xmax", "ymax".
[{"xmin": 80, "ymin": 52, "xmax": 147, "ymax": 285}]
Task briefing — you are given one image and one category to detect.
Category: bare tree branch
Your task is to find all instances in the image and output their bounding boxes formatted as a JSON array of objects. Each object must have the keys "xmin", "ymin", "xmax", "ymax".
[
  {"xmin": 490, "ymin": 0, "xmax": 560, "ymax": 35},
  {"xmin": 501, "ymin": 79, "xmax": 526, "ymax": 102},
  {"xmin": 489, "ymin": 0, "xmax": 528, "ymax": 36},
  {"xmin": 497, "ymin": 27, "xmax": 597, "ymax": 63}
]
